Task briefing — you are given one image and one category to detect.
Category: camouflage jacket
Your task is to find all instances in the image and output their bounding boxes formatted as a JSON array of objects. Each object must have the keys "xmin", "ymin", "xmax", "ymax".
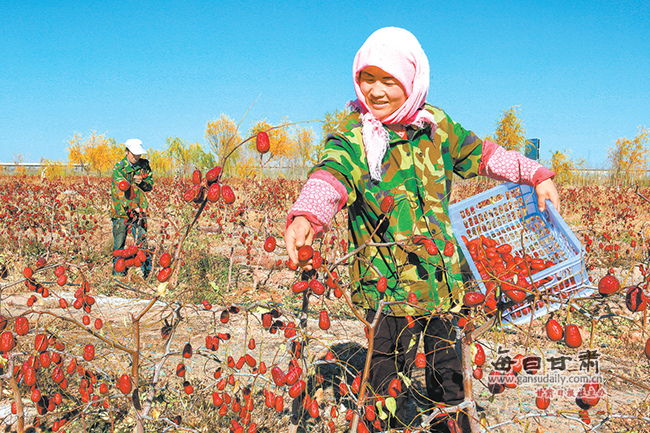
[
  {"xmin": 310, "ymin": 104, "xmax": 482, "ymax": 316},
  {"xmin": 110, "ymin": 156, "xmax": 154, "ymax": 219}
]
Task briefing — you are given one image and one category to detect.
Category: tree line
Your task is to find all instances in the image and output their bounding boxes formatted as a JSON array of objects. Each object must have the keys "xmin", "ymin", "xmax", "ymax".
[
  {"xmin": 485, "ymin": 106, "xmax": 648, "ymax": 186},
  {"xmin": 38, "ymin": 107, "xmax": 648, "ymax": 185},
  {"xmin": 54, "ymin": 110, "xmax": 349, "ymax": 180}
]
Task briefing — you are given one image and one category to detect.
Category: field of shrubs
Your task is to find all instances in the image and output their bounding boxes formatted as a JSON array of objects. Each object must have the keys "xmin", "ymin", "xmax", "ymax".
[{"xmin": 1, "ymin": 167, "xmax": 650, "ymax": 433}]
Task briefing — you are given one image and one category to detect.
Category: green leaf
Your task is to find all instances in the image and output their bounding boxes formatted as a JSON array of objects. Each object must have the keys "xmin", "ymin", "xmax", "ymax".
[
  {"xmin": 407, "ymin": 334, "xmax": 418, "ymax": 351},
  {"xmin": 397, "ymin": 372, "xmax": 412, "ymax": 388},
  {"xmin": 402, "ymin": 305, "xmax": 417, "ymax": 316},
  {"xmin": 385, "ymin": 397, "xmax": 397, "ymax": 416},
  {"xmin": 156, "ymin": 282, "xmax": 168, "ymax": 297},
  {"xmin": 376, "ymin": 401, "xmax": 387, "ymax": 420}
]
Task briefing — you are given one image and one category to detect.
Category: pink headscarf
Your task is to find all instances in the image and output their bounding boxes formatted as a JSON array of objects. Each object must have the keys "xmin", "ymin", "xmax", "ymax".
[{"xmin": 349, "ymin": 27, "xmax": 437, "ymax": 181}]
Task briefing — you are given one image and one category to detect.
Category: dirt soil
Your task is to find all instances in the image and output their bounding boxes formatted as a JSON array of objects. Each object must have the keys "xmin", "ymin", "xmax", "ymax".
[{"xmin": 2, "ymin": 262, "xmax": 649, "ymax": 433}]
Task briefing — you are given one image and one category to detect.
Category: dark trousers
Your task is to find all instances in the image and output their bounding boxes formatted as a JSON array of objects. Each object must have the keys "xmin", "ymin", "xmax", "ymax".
[
  {"xmin": 111, "ymin": 217, "xmax": 151, "ymax": 278},
  {"xmin": 365, "ymin": 310, "xmax": 471, "ymax": 433}
]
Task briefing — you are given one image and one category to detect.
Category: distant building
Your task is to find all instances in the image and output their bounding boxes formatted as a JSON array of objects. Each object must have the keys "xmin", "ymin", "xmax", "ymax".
[
  {"xmin": 0, "ymin": 162, "xmax": 85, "ymax": 173},
  {"xmin": 0, "ymin": 162, "xmax": 42, "ymax": 173}
]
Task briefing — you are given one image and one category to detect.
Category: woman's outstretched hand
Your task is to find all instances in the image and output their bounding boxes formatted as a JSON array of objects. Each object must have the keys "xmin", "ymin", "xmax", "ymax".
[
  {"xmin": 285, "ymin": 216, "xmax": 315, "ymax": 270},
  {"xmin": 536, "ymin": 179, "xmax": 561, "ymax": 213}
]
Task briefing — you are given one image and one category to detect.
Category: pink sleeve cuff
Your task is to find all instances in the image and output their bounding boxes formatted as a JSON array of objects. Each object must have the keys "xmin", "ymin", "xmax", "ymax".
[
  {"xmin": 479, "ymin": 140, "xmax": 555, "ymax": 186},
  {"xmin": 286, "ymin": 170, "xmax": 348, "ymax": 238}
]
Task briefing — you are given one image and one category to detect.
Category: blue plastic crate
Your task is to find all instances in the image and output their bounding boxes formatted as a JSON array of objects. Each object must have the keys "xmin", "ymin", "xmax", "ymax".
[{"xmin": 449, "ymin": 182, "xmax": 592, "ymax": 326}]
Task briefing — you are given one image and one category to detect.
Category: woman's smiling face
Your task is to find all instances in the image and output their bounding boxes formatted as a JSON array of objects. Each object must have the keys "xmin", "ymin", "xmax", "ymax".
[{"xmin": 358, "ymin": 66, "xmax": 408, "ymax": 122}]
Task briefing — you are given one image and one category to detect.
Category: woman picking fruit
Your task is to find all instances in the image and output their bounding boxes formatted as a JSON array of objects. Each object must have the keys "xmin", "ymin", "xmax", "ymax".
[
  {"xmin": 110, "ymin": 138, "xmax": 154, "ymax": 279},
  {"xmin": 285, "ymin": 27, "xmax": 559, "ymax": 432}
]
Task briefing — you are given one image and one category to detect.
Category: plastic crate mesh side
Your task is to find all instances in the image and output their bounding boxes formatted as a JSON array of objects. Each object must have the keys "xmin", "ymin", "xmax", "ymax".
[
  {"xmin": 462, "ymin": 197, "xmax": 528, "ymax": 246},
  {"xmin": 502, "ymin": 259, "xmax": 589, "ymax": 325},
  {"xmin": 547, "ymin": 211, "xmax": 582, "ymax": 257},
  {"xmin": 450, "ymin": 182, "xmax": 590, "ymax": 328},
  {"xmin": 537, "ymin": 216, "xmax": 572, "ymax": 258},
  {"xmin": 522, "ymin": 214, "xmax": 568, "ymax": 261}
]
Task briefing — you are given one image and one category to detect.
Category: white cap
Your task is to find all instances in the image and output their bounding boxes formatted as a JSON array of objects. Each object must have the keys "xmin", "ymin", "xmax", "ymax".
[{"xmin": 125, "ymin": 138, "xmax": 147, "ymax": 155}]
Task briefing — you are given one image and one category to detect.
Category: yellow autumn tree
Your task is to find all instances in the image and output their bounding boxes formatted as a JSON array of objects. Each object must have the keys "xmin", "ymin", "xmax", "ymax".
[
  {"xmin": 205, "ymin": 115, "xmax": 242, "ymax": 176},
  {"xmin": 97, "ymin": 138, "xmax": 124, "ymax": 173},
  {"xmin": 147, "ymin": 149, "xmax": 174, "ymax": 177},
  {"xmin": 12, "ymin": 153, "xmax": 26, "ymax": 176},
  {"xmin": 250, "ymin": 120, "xmax": 297, "ymax": 160},
  {"xmin": 607, "ymin": 126, "xmax": 649, "ymax": 185},
  {"xmin": 165, "ymin": 137, "xmax": 215, "ymax": 178},
  {"xmin": 295, "ymin": 127, "xmax": 316, "ymax": 177},
  {"xmin": 490, "ymin": 106, "xmax": 527, "ymax": 152},
  {"xmin": 40, "ymin": 159, "xmax": 67, "ymax": 178},
  {"xmin": 67, "ymin": 132, "xmax": 91, "ymax": 174},
  {"xmin": 165, "ymin": 137, "xmax": 192, "ymax": 176},
  {"xmin": 287, "ymin": 109, "xmax": 350, "ymax": 178},
  {"xmin": 323, "ymin": 108, "xmax": 350, "ymax": 133},
  {"xmin": 549, "ymin": 150, "xmax": 585, "ymax": 185},
  {"xmin": 248, "ymin": 119, "xmax": 298, "ymax": 178},
  {"xmin": 232, "ymin": 157, "xmax": 258, "ymax": 179},
  {"xmin": 319, "ymin": 108, "xmax": 350, "ymax": 154},
  {"xmin": 67, "ymin": 131, "xmax": 122, "ymax": 177}
]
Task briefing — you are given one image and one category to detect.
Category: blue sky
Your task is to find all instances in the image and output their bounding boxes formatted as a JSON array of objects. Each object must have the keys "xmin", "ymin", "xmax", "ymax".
[{"xmin": 1, "ymin": 0, "xmax": 648, "ymax": 168}]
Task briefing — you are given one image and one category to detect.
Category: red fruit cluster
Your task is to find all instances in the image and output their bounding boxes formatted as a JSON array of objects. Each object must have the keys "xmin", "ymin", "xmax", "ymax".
[
  {"xmin": 412, "ymin": 235, "xmax": 441, "ymax": 256},
  {"xmin": 0, "ymin": 179, "xmax": 104, "ymax": 253},
  {"xmin": 462, "ymin": 235, "xmax": 559, "ymax": 318},
  {"xmin": 113, "ymin": 244, "xmax": 148, "ymax": 274},
  {"xmin": 181, "ymin": 167, "xmax": 237, "ymax": 206},
  {"xmin": 292, "ymin": 277, "xmax": 328, "ymax": 299},
  {"xmin": 4, "ymin": 320, "xmax": 119, "ymax": 418},
  {"xmin": 156, "ymin": 252, "xmax": 173, "ymax": 282},
  {"xmin": 54, "ymin": 265, "xmax": 67, "ymax": 286},
  {"xmin": 544, "ymin": 318, "xmax": 582, "ymax": 348},
  {"xmin": 22, "ymin": 260, "xmax": 55, "ymax": 298},
  {"xmin": 59, "ymin": 281, "xmax": 95, "ymax": 316}
]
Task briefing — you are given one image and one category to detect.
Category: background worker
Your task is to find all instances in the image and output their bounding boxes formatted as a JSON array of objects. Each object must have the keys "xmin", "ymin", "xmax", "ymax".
[{"xmin": 110, "ymin": 138, "xmax": 154, "ymax": 279}]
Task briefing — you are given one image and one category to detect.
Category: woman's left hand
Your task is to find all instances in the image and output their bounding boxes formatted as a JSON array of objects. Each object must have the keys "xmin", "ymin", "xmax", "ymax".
[{"xmin": 535, "ymin": 179, "xmax": 560, "ymax": 213}]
